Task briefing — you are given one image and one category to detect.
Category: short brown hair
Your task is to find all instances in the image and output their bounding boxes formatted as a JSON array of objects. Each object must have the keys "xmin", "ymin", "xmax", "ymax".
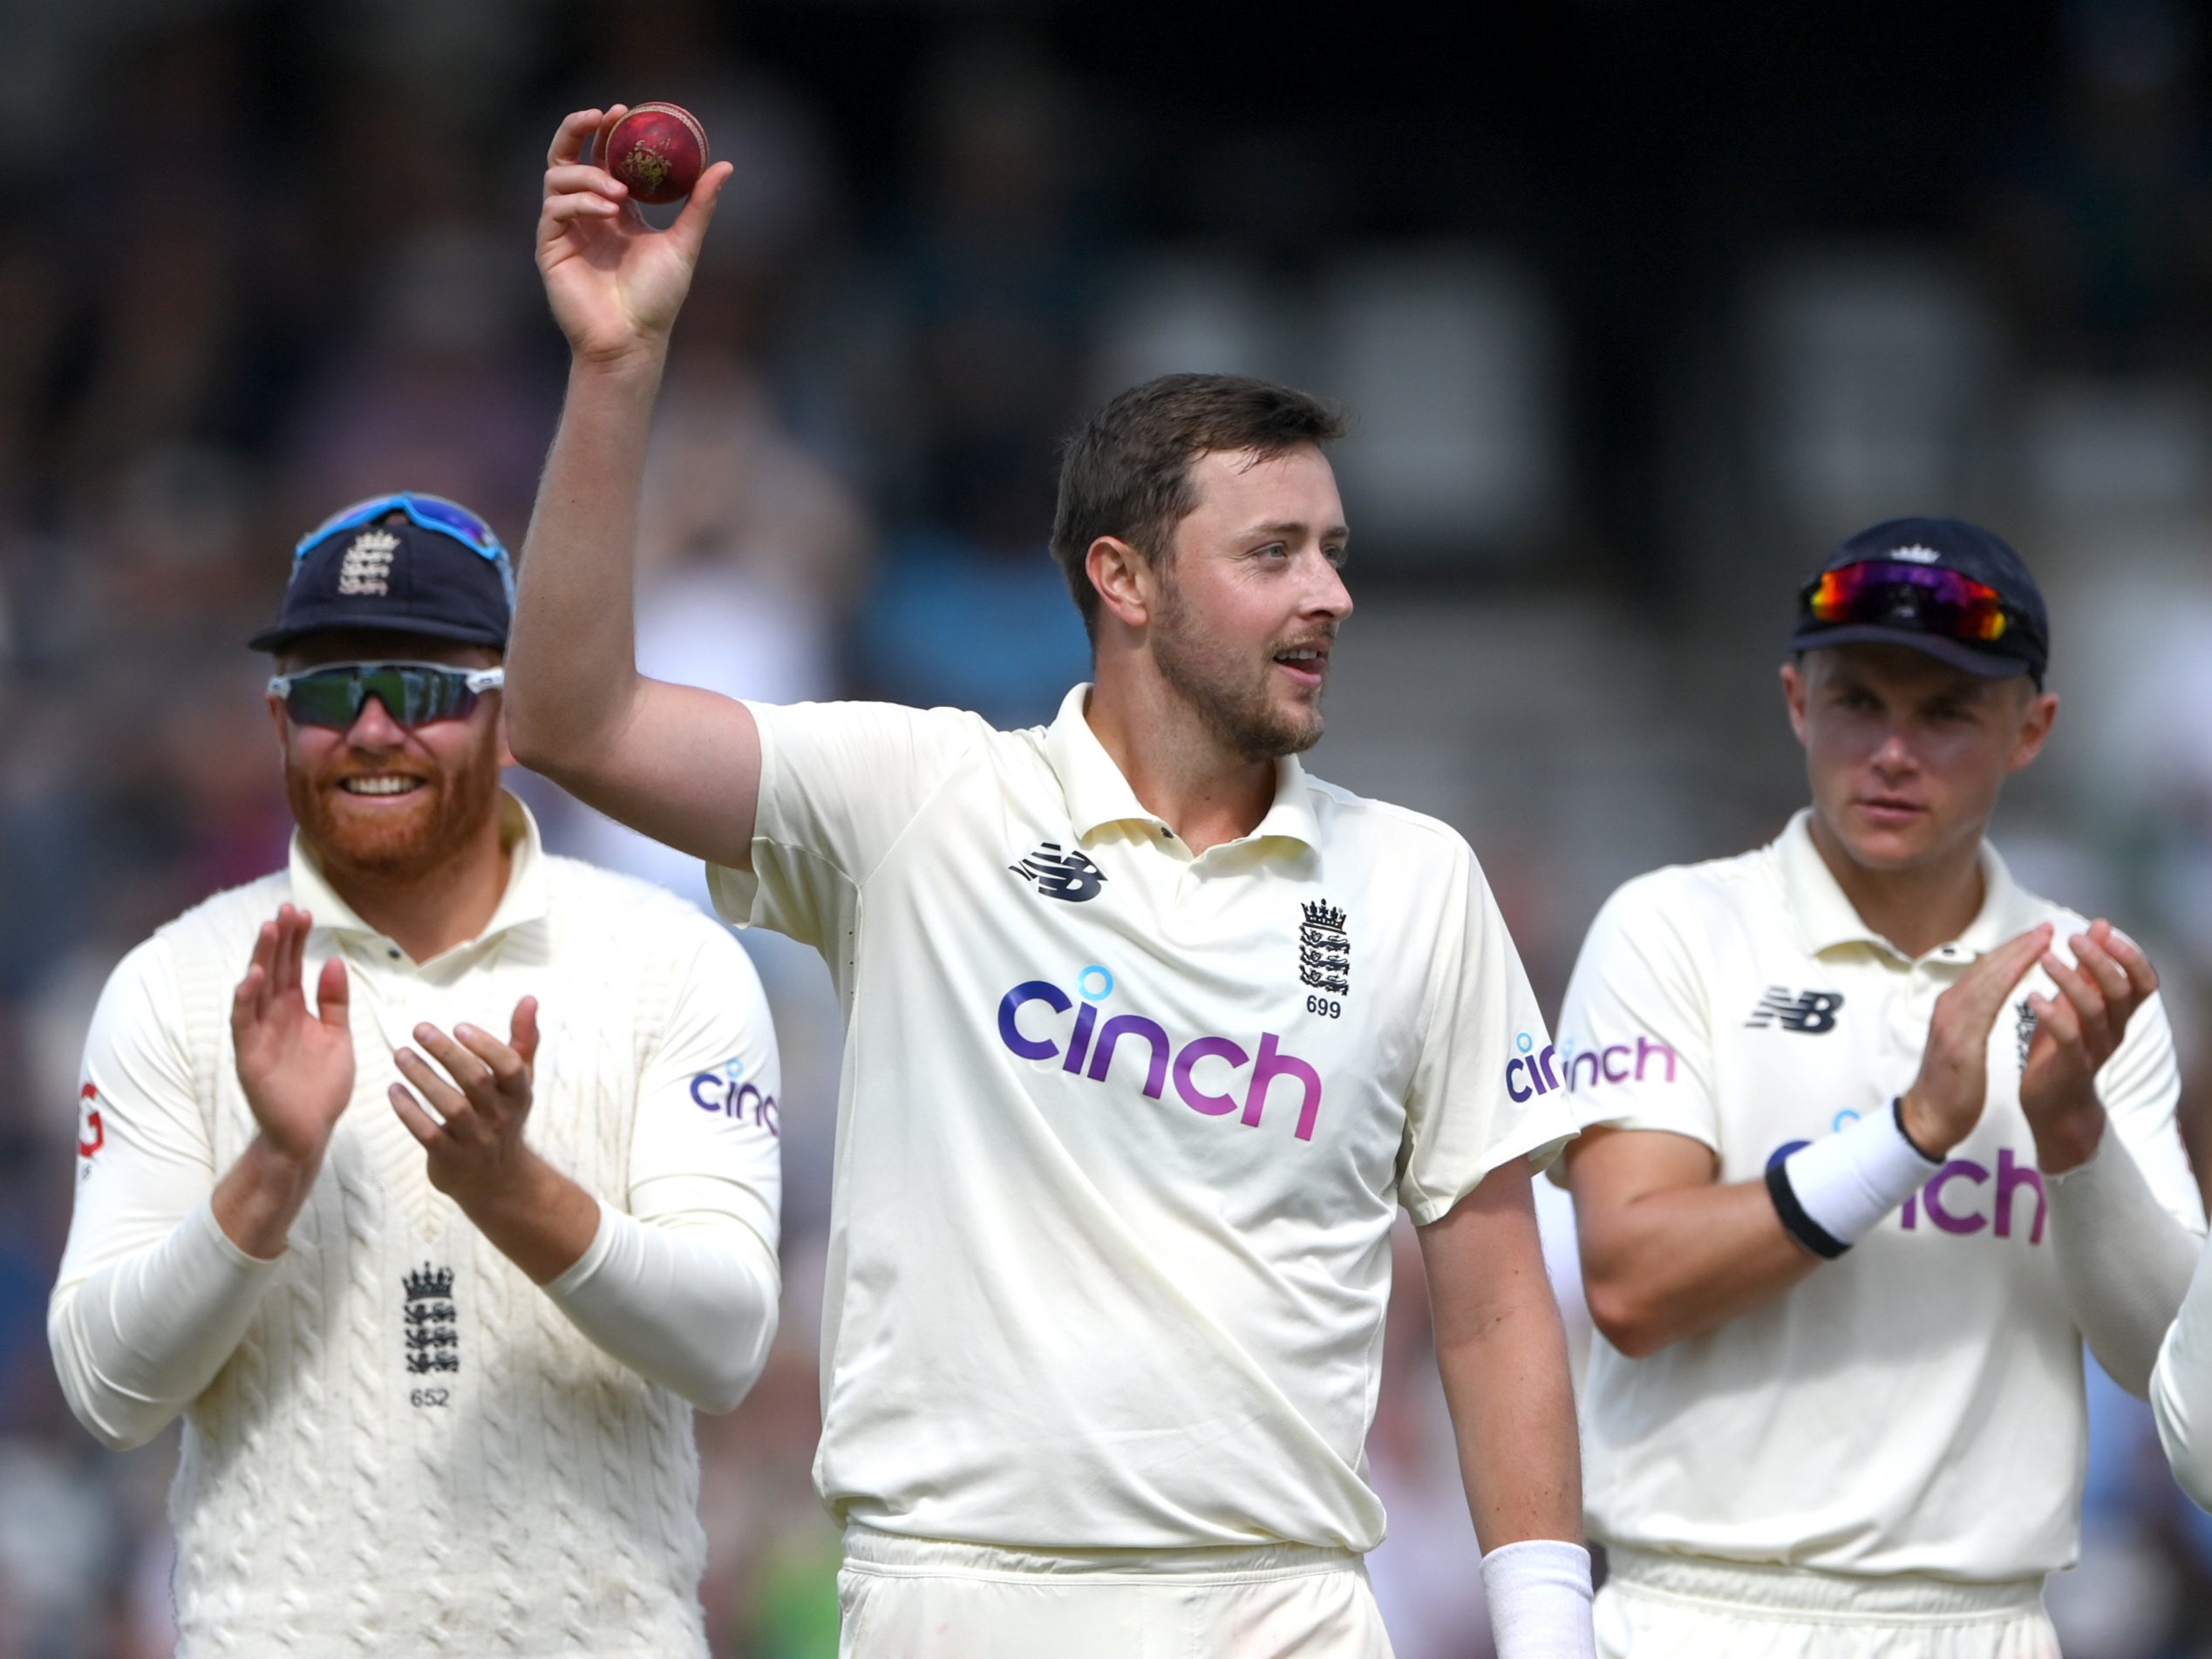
[{"xmin": 1050, "ymin": 373, "xmax": 1346, "ymax": 637}]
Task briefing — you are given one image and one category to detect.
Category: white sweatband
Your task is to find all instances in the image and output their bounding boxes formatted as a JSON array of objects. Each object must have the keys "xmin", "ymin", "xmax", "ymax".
[
  {"xmin": 543, "ymin": 1200, "xmax": 779, "ymax": 1414},
  {"xmin": 1769, "ymin": 1101, "xmax": 1938, "ymax": 1258},
  {"xmin": 1481, "ymin": 1539, "xmax": 1596, "ymax": 1659}
]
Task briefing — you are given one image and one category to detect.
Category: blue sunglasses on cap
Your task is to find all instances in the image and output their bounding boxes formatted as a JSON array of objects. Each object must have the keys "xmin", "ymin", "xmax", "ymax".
[{"xmin": 295, "ymin": 493, "xmax": 516, "ymax": 604}]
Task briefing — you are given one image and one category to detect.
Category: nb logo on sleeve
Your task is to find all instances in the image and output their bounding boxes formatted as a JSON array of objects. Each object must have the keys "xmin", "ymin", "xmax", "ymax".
[
  {"xmin": 1746, "ymin": 988, "xmax": 1845, "ymax": 1033},
  {"xmin": 1011, "ymin": 842, "xmax": 1107, "ymax": 903}
]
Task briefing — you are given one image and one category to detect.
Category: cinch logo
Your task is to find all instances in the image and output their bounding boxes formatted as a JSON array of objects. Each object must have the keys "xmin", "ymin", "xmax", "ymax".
[
  {"xmin": 1506, "ymin": 1031, "xmax": 1564, "ymax": 1102},
  {"xmin": 996, "ymin": 964, "xmax": 1324, "ymax": 1140},
  {"xmin": 1556, "ymin": 1035, "xmax": 1679, "ymax": 1091},
  {"xmin": 691, "ymin": 1059, "xmax": 780, "ymax": 1137},
  {"xmin": 1768, "ymin": 1130, "xmax": 2046, "ymax": 1245},
  {"xmin": 1746, "ymin": 988, "xmax": 1844, "ymax": 1033},
  {"xmin": 1011, "ymin": 842, "xmax": 1107, "ymax": 903}
]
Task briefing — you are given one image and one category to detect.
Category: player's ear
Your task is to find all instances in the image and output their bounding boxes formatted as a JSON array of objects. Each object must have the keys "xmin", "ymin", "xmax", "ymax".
[
  {"xmin": 1087, "ymin": 535, "xmax": 1154, "ymax": 630},
  {"xmin": 1780, "ymin": 657, "xmax": 1812, "ymax": 747},
  {"xmin": 2006, "ymin": 686, "xmax": 2059, "ymax": 774}
]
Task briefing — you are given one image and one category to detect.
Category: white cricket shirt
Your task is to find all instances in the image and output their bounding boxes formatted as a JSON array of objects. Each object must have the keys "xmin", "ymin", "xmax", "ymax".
[
  {"xmin": 51, "ymin": 796, "xmax": 782, "ymax": 1655},
  {"xmin": 708, "ymin": 684, "xmax": 1570, "ymax": 1551},
  {"xmin": 1557, "ymin": 810, "xmax": 2204, "ymax": 1581}
]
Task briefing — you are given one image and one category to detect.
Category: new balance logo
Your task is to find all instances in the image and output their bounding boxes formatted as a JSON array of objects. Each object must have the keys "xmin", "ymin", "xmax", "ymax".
[
  {"xmin": 1011, "ymin": 842, "xmax": 1106, "ymax": 903},
  {"xmin": 1746, "ymin": 988, "xmax": 1845, "ymax": 1033}
]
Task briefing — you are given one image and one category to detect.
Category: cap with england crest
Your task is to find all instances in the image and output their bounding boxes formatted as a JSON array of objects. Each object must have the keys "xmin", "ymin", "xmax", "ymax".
[{"xmin": 248, "ymin": 493, "xmax": 514, "ymax": 652}]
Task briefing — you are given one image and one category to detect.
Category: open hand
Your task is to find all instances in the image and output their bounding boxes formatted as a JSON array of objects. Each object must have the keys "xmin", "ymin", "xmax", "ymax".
[
  {"xmin": 2020, "ymin": 921, "xmax": 2158, "ymax": 1171},
  {"xmin": 390, "ymin": 998, "xmax": 543, "ymax": 1210},
  {"xmin": 537, "ymin": 107, "xmax": 735, "ymax": 365},
  {"xmin": 231, "ymin": 904, "xmax": 354, "ymax": 1167},
  {"xmin": 1898, "ymin": 923, "xmax": 2052, "ymax": 1159}
]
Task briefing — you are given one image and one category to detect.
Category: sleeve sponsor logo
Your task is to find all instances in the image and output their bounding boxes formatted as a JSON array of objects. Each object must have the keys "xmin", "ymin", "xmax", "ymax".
[
  {"xmin": 690, "ymin": 1060, "xmax": 779, "ymax": 1138},
  {"xmin": 77, "ymin": 1083, "xmax": 105, "ymax": 1166},
  {"xmin": 1555, "ymin": 1035, "xmax": 1679, "ymax": 1091},
  {"xmin": 996, "ymin": 963, "xmax": 1324, "ymax": 1141},
  {"xmin": 1506, "ymin": 1031, "xmax": 1561, "ymax": 1102}
]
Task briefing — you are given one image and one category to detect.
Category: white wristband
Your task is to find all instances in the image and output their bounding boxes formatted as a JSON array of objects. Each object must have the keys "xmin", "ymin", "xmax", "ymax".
[
  {"xmin": 1773, "ymin": 1102, "xmax": 1938, "ymax": 1257},
  {"xmin": 1481, "ymin": 1539, "xmax": 1595, "ymax": 1659}
]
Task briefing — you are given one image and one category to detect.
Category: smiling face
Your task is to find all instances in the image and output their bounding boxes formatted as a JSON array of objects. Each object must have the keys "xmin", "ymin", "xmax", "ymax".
[
  {"xmin": 1782, "ymin": 643, "xmax": 2056, "ymax": 876},
  {"xmin": 269, "ymin": 629, "xmax": 507, "ymax": 885},
  {"xmin": 1140, "ymin": 444, "xmax": 1353, "ymax": 760}
]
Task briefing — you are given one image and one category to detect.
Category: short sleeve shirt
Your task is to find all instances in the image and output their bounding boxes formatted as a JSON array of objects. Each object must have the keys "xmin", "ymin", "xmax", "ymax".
[
  {"xmin": 1556, "ymin": 810, "xmax": 2205, "ymax": 1580},
  {"xmin": 708, "ymin": 684, "xmax": 1569, "ymax": 1550}
]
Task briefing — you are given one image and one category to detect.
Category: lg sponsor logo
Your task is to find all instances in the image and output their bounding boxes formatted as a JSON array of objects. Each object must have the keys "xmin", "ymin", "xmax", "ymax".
[
  {"xmin": 997, "ymin": 964, "xmax": 1326, "ymax": 1141},
  {"xmin": 1767, "ymin": 1118, "xmax": 2046, "ymax": 1245},
  {"xmin": 77, "ymin": 1083, "xmax": 104, "ymax": 1180}
]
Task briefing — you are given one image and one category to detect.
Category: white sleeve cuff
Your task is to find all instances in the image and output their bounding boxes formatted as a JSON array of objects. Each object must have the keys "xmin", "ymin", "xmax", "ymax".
[
  {"xmin": 1481, "ymin": 1539, "xmax": 1595, "ymax": 1659},
  {"xmin": 2048, "ymin": 1133, "xmax": 2200, "ymax": 1397},
  {"xmin": 47, "ymin": 1198, "xmax": 283, "ymax": 1451},
  {"xmin": 541, "ymin": 1200, "xmax": 779, "ymax": 1414}
]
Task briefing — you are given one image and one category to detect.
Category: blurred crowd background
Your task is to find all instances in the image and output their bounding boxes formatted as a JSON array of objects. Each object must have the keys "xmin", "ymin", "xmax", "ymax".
[{"xmin": 3, "ymin": 0, "xmax": 2212, "ymax": 1654}]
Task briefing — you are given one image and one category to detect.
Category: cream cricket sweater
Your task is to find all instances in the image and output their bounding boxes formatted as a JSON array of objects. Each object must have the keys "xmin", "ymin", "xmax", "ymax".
[{"xmin": 51, "ymin": 799, "xmax": 782, "ymax": 1656}]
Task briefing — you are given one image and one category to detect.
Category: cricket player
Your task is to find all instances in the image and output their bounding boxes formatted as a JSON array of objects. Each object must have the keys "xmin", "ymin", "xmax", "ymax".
[
  {"xmin": 503, "ymin": 107, "xmax": 1596, "ymax": 1657},
  {"xmin": 48, "ymin": 493, "xmax": 784, "ymax": 1656},
  {"xmin": 1557, "ymin": 517, "xmax": 2205, "ymax": 1656}
]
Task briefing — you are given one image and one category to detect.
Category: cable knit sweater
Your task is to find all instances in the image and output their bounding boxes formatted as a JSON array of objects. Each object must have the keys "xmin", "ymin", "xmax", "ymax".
[{"xmin": 50, "ymin": 805, "xmax": 782, "ymax": 1656}]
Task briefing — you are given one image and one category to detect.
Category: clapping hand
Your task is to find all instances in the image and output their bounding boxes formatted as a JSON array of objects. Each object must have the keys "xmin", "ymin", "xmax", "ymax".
[
  {"xmin": 2020, "ymin": 921, "xmax": 2159, "ymax": 1171},
  {"xmin": 231, "ymin": 904, "xmax": 354, "ymax": 1168},
  {"xmin": 1898, "ymin": 924, "xmax": 2051, "ymax": 1160},
  {"xmin": 390, "ymin": 999, "xmax": 543, "ymax": 1210}
]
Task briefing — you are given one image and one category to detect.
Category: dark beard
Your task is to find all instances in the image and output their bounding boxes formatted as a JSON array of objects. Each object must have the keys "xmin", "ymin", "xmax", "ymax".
[
  {"xmin": 287, "ymin": 733, "xmax": 504, "ymax": 887},
  {"xmin": 1150, "ymin": 581, "xmax": 1326, "ymax": 763}
]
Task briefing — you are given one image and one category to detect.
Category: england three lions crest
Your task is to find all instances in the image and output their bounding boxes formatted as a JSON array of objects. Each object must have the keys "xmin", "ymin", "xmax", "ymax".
[{"xmin": 1299, "ymin": 901, "xmax": 1350, "ymax": 996}]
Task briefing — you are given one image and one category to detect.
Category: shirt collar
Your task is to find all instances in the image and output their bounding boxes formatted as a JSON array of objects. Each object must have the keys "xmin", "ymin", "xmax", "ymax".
[
  {"xmin": 1776, "ymin": 806, "xmax": 2037, "ymax": 960},
  {"xmin": 1043, "ymin": 683, "xmax": 1322, "ymax": 853},
  {"xmin": 288, "ymin": 790, "xmax": 549, "ymax": 953}
]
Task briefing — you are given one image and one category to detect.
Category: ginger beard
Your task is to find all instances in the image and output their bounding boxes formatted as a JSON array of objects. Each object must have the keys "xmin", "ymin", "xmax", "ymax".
[
  {"xmin": 1149, "ymin": 561, "xmax": 1331, "ymax": 762},
  {"xmin": 286, "ymin": 715, "xmax": 504, "ymax": 886}
]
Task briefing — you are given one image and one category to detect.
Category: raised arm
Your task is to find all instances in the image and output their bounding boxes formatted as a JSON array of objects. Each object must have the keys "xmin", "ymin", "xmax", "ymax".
[{"xmin": 505, "ymin": 106, "xmax": 763, "ymax": 872}]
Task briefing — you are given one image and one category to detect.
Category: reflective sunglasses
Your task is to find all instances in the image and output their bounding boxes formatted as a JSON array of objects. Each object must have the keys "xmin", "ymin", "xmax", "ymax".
[
  {"xmin": 1800, "ymin": 559, "xmax": 2033, "ymax": 648},
  {"xmin": 294, "ymin": 493, "xmax": 516, "ymax": 603},
  {"xmin": 269, "ymin": 663, "xmax": 506, "ymax": 730}
]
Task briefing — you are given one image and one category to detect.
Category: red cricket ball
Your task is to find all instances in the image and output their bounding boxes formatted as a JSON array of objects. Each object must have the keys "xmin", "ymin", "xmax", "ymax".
[{"xmin": 602, "ymin": 102, "xmax": 709, "ymax": 205}]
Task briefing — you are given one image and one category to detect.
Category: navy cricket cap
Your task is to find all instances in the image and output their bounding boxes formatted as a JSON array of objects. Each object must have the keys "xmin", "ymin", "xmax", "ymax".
[
  {"xmin": 1788, "ymin": 516, "xmax": 2050, "ymax": 686},
  {"xmin": 249, "ymin": 493, "xmax": 514, "ymax": 653}
]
